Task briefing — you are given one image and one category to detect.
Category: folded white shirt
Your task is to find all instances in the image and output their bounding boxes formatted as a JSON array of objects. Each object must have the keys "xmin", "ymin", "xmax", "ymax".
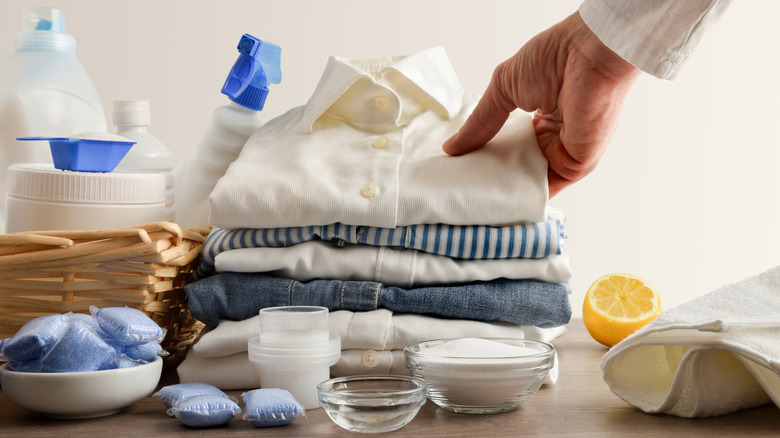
[
  {"xmin": 209, "ymin": 47, "xmax": 549, "ymax": 229},
  {"xmin": 214, "ymin": 241, "xmax": 572, "ymax": 288},
  {"xmin": 178, "ymin": 349, "xmax": 559, "ymax": 390},
  {"xmin": 334, "ymin": 349, "xmax": 559, "ymax": 385},
  {"xmin": 189, "ymin": 309, "xmax": 566, "ymax": 358},
  {"xmin": 602, "ymin": 266, "xmax": 780, "ymax": 417},
  {"xmin": 179, "ymin": 309, "xmax": 565, "ymax": 390}
]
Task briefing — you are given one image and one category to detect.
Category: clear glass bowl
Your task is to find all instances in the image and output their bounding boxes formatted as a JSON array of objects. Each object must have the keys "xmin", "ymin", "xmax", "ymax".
[
  {"xmin": 318, "ymin": 375, "xmax": 427, "ymax": 433},
  {"xmin": 404, "ymin": 338, "xmax": 554, "ymax": 414}
]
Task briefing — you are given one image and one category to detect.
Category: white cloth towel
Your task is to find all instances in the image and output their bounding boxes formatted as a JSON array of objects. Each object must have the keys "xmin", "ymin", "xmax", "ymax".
[{"xmin": 602, "ymin": 266, "xmax": 780, "ymax": 417}]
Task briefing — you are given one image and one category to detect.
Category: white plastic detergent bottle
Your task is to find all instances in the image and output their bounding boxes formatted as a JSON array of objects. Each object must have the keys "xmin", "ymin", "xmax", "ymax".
[
  {"xmin": 113, "ymin": 100, "xmax": 175, "ymax": 222},
  {"xmin": 175, "ymin": 33, "xmax": 281, "ymax": 228},
  {"xmin": 0, "ymin": 6, "xmax": 106, "ymax": 230}
]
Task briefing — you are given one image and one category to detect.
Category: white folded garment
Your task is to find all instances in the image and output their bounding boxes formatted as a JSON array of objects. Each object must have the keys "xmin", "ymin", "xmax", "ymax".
[
  {"xmin": 178, "ymin": 352, "xmax": 265, "ymax": 390},
  {"xmin": 602, "ymin": 266, "xmax": 780, "ymax": 417},
  {"xmin": 333, "ymin": 349, "xmax": 560, "ymax": 386},
  {"xmin": 209, "ymin": 47, "xmax": 549, "ymax": 230},
  {"xmin": 214, "ymin": 241, "xmax": 572, "ymax": 288},
  {"xmin": 189, "ymin": 309, "xmax": 567, "ymax": 358},
  {"xmin": 178, "ymin": 349, "xmax": 559, "ymax": 390},
  {"xmin": 180, "ymin": 309, "xmax": 566, "ymax": 390}
]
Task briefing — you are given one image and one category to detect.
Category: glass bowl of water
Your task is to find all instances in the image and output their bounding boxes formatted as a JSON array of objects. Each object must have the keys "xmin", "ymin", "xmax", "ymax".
[
  {"xmin": 404, "ymin": 337, "xmax": 555, "ymax": 414},
  {"xmin": 317, "ymin": 375, "xmax": 427, "ymax": 433}
]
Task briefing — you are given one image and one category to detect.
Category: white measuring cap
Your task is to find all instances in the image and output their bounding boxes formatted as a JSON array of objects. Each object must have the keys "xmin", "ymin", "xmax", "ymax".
[{"xmin": 248, "ymin": 306, "xmax": 340, "ymax": 409}]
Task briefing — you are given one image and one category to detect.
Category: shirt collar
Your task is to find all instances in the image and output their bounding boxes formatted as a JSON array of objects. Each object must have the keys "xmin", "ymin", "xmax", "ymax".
[{"xmin": 302, "ymin": 46, "xmax": 464, "ymax": 132}]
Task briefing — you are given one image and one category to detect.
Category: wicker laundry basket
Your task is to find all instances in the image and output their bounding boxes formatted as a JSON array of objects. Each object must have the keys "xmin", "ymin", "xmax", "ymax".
[{"xmin": 0, "ymin": 221, "xmax": 209, "ymax": 361}]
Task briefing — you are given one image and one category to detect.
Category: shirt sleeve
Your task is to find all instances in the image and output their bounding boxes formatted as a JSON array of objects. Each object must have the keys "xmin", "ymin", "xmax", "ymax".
[{"xmin": 579, "ymin": 0, "xmax": 733, "ymax": 80}]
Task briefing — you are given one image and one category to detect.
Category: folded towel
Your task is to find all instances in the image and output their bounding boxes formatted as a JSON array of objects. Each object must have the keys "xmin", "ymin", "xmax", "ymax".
[{"xmin": 602, "ymin": 266, "xmax": 780, "ymax": 417}]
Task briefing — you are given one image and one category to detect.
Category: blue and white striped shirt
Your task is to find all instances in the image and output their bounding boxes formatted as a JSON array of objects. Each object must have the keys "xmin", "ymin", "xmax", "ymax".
[{"xmin": 196, "ymin": 220, "xmax": 566, "ymax": 278}]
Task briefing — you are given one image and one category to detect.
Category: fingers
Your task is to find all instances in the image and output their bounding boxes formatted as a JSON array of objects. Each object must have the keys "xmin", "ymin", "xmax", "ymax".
[
  {"xmin": 442, "ymin": 72, "xmax": 513, "ymax": 156},
  {"xmin": 546, "ymin": 157, "xmax": 596, "ymax": 199},
  {"xmin": 547, "ymin": 171, "xmax": 569, "ymax": 199}
]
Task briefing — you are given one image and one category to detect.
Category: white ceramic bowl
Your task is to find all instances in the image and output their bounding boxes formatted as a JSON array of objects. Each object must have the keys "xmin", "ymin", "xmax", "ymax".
[
  {"xmin": 404, "ymin": 338, "xmax": 554, "ymax": 414},
  {"xmin": 0, "ymin": 357, "xmax": 162, "ymax": 419}
]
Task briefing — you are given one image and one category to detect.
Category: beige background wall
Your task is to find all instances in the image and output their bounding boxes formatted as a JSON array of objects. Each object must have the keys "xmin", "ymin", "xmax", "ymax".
[{"xmin": 2, "ymin": 0, "xmax": 778, "ymax": 317}]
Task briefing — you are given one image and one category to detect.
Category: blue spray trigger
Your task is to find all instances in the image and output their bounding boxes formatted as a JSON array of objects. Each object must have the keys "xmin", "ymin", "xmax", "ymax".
[{"xmin": 221, "ymin": 34, "xmax": 281, "ymax": 111}]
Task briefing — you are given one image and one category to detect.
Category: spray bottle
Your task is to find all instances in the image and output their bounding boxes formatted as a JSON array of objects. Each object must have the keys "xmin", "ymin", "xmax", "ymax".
[{"xmin": 175, "ymin": 34, "xmax": 281, "ymax": 228}]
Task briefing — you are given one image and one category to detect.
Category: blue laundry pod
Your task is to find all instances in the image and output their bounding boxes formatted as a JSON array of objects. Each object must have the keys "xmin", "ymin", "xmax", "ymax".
[
  {"xmin": 100, "ymin": 353, "xmax": 147, "ymax": 370},
  {"xmin": 154, "ymin": 383, "xmax": 231, "ymax": 409},
  {"xmin": 66, "ymin": 312, "xmax": 99, "ymax": 328},
  {"xmin": 123, "ymin": 341, "xmax": 163, "ymax": 362},
  {"xmin": 6, "ymin": 359, "xmax": 43, "ymax": 372},
  {"xmin": 1, "ymin": 314, "xmax": 69, "ymax": 362},
  {"xmin": 91, "ymin": 306, "xmax": 164, "ymax": 346},
  {"xmin": 242, "ymin": 388, "xmax": 304, "ymax": 427},
  {"xmin": 167, "ymin": 394, "xmax": 241, "ymax": 427},
  {"xmin": 39, "ymin": 319, "xmax": 115, "ymax": 372}
]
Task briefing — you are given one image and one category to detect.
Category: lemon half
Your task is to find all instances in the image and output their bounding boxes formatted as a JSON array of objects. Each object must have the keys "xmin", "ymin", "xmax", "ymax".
[{"xmin": 582, "ymin": 273, "xmax": 661, "ymax": 347}]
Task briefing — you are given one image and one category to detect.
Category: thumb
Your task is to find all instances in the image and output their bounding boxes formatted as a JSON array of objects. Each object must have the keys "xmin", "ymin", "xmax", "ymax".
[{"xmin": 442, "ymin": 76, "xmax": 513, "ymax": 156}]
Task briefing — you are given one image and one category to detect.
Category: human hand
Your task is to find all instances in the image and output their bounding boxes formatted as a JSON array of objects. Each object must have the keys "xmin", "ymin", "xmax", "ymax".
[{"xmin": 442, "ymin": 12, "xmax": 641, "ymax": 197}]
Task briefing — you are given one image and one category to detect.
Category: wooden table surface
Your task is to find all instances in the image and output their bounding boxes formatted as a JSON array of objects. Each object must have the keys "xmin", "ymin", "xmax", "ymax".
[{"xmin": 2, "ymin": 319, "xmax": 779, "ymax": 437}]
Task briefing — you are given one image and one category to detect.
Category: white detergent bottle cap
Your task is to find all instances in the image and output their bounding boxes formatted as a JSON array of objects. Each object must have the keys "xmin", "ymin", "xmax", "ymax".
[
  {"xmin": 15, "ymin": 7, "xmax": 75, "ymax": 51},
  {"xmin": 22, "ymin": 6, "xmax": 66, "ymax": 32},
  {"xmin": 4, "ymin": 164, "xmax": 165, "ymax": 232},
  {"xmin": 113, "ymin": 100, "xmax": 152, "ymax": 126}
]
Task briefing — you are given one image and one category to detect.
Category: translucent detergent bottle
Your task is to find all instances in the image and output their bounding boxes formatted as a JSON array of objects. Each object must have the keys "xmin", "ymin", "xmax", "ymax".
[
  {"xmin": 113, "ymin": 100, "xmax": 176, "ymax": 222},
  {"xmin": 0, "ymin": 7, "xmax": 107, "ymax": 230},
  {"xmin": 175, "ymin": 34, "xmax": 281, "ymax": 228}
]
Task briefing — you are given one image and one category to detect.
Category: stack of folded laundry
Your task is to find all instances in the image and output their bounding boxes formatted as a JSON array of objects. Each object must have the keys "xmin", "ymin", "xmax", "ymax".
[{"xmin": 180, "ymin": 46, "xmax": 573, "ymax": 389}]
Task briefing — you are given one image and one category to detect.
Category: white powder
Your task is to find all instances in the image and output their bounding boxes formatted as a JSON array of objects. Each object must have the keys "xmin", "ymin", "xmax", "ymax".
[
  {"xmin": 415, "ymin": 338, "xmax": 552, "ymax": 409},
  {"xmin": 424, "ymin": 338, "xmax": 539, "ymax": 358},
  {"xmin": 68, "ymin": 132, "xmax": 132, "ymax": 142}
]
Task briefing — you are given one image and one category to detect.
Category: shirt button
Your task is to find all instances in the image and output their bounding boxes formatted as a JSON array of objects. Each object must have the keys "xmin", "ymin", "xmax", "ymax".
[
  {"xmin": 372, "ymin": 137, "xmax": 388, "ymax": 150},
  {"xmin": 373, "ymin": 95, "xmax": 390, "ymax": 111},
  {"xmin": 361, "ymin": 350, "xmax": 380, "ymax": 368},
  {"xmin": 361, "ymin": 182, "xmax": 378, "ymax": 198}
]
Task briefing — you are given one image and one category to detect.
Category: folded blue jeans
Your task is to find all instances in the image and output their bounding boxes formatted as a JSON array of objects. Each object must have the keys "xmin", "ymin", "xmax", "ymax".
[{"xmin": 185, "ymin": 273, "xmax": 571, "ymax": 328}]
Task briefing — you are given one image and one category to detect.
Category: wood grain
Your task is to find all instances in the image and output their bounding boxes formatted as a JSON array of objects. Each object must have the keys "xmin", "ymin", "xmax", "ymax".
[{"xmin": 1, "ymin": 319, "xmax": 778, "ymax": 437}]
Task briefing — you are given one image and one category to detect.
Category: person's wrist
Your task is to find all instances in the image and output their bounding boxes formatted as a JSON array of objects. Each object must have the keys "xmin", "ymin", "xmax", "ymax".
[{"xmin": 567, "ymin": 11, "xmax": 640, "ymax": 84}]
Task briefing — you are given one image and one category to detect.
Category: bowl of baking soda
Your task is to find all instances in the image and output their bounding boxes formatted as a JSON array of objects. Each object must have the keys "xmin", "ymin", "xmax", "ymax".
[{"xmin": 404, "ymin": 337, "xmax": 555, "ymax": 414}]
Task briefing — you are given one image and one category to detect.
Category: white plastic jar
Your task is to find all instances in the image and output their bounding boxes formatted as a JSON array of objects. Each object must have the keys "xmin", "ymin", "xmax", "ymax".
[{"xmin": 4, "ymin": 163, "xmax": 165, "ymax": 233}]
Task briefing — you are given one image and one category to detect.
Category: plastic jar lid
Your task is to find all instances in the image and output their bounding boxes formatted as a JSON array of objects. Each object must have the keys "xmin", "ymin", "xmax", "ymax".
[
  {"xmin": 248, "ymin": 335, "xmax": 341, "ymax": 368},
  {"xmin": 6, "ymin": 164, "xmax": 165, "ymax": 204}
]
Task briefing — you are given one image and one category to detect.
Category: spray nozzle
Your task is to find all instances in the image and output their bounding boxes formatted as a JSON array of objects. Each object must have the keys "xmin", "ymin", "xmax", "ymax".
[{"xmin": 221, "ymin": 34, "xmax": 281, "ymax": 111}]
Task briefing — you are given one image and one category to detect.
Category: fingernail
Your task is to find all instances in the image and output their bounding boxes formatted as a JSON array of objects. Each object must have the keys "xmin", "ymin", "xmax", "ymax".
[{"xmin": 442, "ymin": 133, "xmax": 457, "ymax": 148}]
